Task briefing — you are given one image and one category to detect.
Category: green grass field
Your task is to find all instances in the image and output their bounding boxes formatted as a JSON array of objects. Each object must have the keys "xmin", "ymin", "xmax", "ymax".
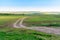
[
  {"xmin": 0, "ymin": 15, "xmax": 60, "ymax": 40},
  {"xmin": 0, "ymin": 28, "xmax": 60, "ymax": 40},
  {"xmin": 0, "ymin": 16, "xmax": 23, "ymax": 25},
  {"xmin": 23, "ymin": 15, "xmax": 60, "ymax": 27}
]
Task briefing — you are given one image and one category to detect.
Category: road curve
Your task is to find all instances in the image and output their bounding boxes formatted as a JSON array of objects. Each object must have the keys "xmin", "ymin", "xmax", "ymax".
[
  {"xmin": 13, "ymin": 17, "xmax": 27, "ymax": 28},
  {"xmin": 13, "ymin": 17, "xmax": 60, "ymax": 35}
]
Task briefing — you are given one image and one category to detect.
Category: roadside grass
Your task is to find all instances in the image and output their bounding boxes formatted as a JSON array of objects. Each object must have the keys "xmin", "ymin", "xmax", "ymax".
[
  {"xmin": 0, "ymin": 15, "xmax": 60, "ymax": 40},
  {"xmin": 0, "ymin": 27, "xmax": 60, "ymax": 40},
  {"xmin": 23, "ymin": 15, "xmax": 60, "ymax": 27},
  {"xmin": 0, "ymin": 16, "xmax": 23, "ymax": 25}
]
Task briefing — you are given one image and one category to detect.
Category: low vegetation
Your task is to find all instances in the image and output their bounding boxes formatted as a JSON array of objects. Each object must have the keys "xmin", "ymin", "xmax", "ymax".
[
  {"xmin": 0, "ymin": 27, "xmax": 60, "ymax": 40},
  {"xmin": 0, "ymin": 14, "xmax": 60, "ymax": 40},
  {"xmin": 23, "ymin": 15, "xmax": 60, "ymax": 27},
  {"xmin": 0, "ymin": 15, "xmax": 23, "ymax": 25}
]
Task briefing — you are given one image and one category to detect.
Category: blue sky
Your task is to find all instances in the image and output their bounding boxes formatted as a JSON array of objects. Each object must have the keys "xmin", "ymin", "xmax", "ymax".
[
  {"xmin": 0, "ymin": 0, "xmax": 59, "ymax": 7},
  {"xmin": 0, "ymin": 0, "xmax": 60, "ymax": 12}
]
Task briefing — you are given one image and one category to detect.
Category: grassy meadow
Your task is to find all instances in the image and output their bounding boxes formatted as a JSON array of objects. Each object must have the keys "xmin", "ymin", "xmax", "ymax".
[
  {"xmin": 0, "ymin": 16, "xmax": 22, "ymax": 25},
  {"xmin": 23, "ymin": 15, "xmax": 60, "ymax": 27},
  {"xmin": 0, "ymin": 28, "xmax": 60, "ymax": 40},
  {"xmin": 0, "ymin": 14, "xmax": 60, "ymax": 40}
]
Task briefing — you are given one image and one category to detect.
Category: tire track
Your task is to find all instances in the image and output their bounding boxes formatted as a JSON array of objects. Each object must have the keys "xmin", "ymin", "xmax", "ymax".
[{"xmin": 13, "ymin": 17, "xmax": 60, "ymax": 35}]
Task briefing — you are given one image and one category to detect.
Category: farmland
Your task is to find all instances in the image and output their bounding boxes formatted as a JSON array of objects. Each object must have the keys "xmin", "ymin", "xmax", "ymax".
[{"xmin": 0, "ymin": 14, "xmax": 60, "ymax": 40}]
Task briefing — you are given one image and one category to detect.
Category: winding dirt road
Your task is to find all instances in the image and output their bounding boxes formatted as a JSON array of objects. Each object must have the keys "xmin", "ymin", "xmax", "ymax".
[{"xmin": 13, "ymin": 17, "xmax": 60, "ymax": 35}]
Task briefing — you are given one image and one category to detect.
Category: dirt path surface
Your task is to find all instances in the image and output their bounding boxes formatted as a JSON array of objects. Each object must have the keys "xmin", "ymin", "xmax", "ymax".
[{"xmin": 13, "ymin": 17, "xmax": 60, "ymax": 35}]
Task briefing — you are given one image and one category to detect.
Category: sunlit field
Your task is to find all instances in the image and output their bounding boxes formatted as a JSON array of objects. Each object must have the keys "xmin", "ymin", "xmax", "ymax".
[
  {"xmin": 0, "ymin": 28, "xmax": 60, "ymax": 40},
  {"xmin": 0, "ymin": 14, "xmax": 60, "ymax": 40},
  {"xmin": 23, "ymin": 15, "xmax": 60, "ymax": 27},
  {"xmin": 0, "ymin": 16, "xmax": 23, "ymax": 25}
]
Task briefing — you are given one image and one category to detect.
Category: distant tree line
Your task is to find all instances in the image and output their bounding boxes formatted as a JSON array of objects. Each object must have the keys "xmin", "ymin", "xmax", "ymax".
[
  {"xmin": 0, "ymin": 13, "xmax": 60, "ymax": 16},
  {"xmin": 0, "ymin": 13, "xmax": 25, "ymax": 16}
]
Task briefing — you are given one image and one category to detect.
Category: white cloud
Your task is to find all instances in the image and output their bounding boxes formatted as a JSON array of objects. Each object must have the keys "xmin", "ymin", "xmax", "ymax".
[{"xmin": 0, "ymin": 7, "xmax": 60, "ymax": 12}]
